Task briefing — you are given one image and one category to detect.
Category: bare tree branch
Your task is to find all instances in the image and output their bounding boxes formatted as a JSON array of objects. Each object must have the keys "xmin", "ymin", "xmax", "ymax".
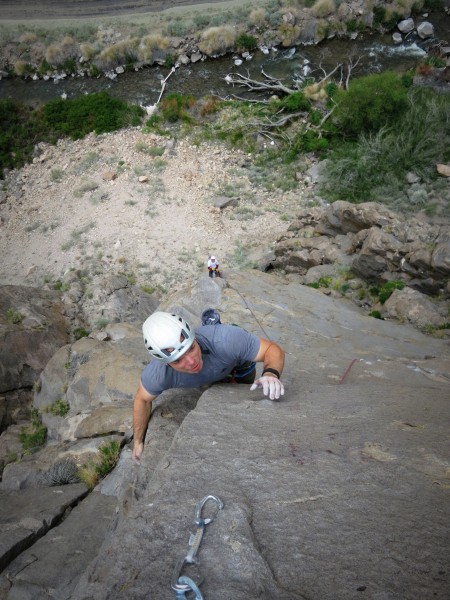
[{"xmin": 344, "ymin": 56, "xmax": 362, "ymax": 89}]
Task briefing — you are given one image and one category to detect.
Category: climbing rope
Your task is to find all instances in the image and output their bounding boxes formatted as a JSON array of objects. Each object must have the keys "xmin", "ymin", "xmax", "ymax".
[
  {"xmin": 171, "ymin": 495, "xmax": 224, "ymax": 599},
  {"xmin": 224, "ymin": 279, "xmax": 272, "ymax": 340}
]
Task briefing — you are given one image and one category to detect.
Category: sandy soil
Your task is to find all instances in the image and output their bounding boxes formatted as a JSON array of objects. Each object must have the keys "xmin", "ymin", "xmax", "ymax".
[{"xmin": 0, "ymin": 128, "xmax": 311, "ymax": 292}]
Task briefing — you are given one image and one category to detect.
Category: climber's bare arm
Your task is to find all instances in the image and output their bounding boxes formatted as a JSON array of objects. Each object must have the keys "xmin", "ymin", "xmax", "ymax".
[{"xmin": 132, "ymin": 382, "xmax": 157, "ymax": 464}]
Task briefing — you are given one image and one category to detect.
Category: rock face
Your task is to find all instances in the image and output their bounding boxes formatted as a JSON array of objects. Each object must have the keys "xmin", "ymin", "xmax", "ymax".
[
  {"xmin": 0, "ymin": 286, "xmax": 68, "ymax": 433},
  {"xmin": 0, "ymin": 270, "xmax": 449, "ymax": 599},
  {"xmin": 68, "ymin": 271, "xmax": 449, "ymax": 600},
  {"xmin": 269, "ymin": 201, "xmax": 450, "ymax": 330}
]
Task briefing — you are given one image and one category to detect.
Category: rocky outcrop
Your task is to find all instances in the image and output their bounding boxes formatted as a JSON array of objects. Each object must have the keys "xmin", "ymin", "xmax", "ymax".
[
  {"xmin": 269, "ymin": 201, "xmax": 450, "ymax": 331},
  {"xmin": 0, "ymin": 286, "xmax": 68, "ymax": 434}
]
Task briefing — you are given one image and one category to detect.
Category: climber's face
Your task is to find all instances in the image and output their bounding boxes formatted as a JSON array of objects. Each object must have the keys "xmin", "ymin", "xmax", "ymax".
[{"xmin": 168, "ymin": 340, "xmax": 203, "ymax": 374}]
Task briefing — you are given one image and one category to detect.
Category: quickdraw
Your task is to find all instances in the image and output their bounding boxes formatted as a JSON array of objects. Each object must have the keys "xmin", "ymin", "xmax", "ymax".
[{"xmin": 171, "ymin": 495, "xmax": 224, "ymax": 599}]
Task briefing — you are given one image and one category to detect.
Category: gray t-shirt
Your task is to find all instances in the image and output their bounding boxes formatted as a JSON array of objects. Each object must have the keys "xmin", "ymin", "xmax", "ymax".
[{"xmin": 140, "ymin": 324, "xmax": 260, "ymax": 397}]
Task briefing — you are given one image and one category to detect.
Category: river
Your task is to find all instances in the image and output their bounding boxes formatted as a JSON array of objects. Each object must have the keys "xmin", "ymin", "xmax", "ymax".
[{"xmin": 0, "ymin": 21, "xmax": 447, "ymax": 108}]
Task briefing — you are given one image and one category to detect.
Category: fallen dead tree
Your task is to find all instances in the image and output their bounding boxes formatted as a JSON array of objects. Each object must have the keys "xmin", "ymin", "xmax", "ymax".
[{"xmin": 221, "ymin": 59, "xmax": 362, "ymax": 143}]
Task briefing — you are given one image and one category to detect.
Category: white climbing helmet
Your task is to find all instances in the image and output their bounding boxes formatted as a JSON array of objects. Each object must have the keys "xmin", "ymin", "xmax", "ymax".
[{"xmin": 142, "ymin": 311, "xmax": 195, "ymax": 363}]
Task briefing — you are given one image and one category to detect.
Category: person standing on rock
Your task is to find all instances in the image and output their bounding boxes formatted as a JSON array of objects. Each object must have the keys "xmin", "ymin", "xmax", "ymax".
[{"xmin": 132, "ymin": 311, "xmax": 285, "ymax": 464}]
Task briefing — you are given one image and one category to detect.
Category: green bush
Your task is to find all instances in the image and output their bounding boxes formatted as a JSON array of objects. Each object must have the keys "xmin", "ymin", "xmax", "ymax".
[
  {"xmin": 307, "ymin": 276, "xmax": 333, "ymax": 289},
  {"xmin": 280, "ymin": 91, "xmax": 311, "ymax": 112},
  {"xmin": 19, "ymin": 409, "xmax": 47, "ymax": 452},
  {"xmin": 236, "ymin": 33, "xmax": 258, "ymax": 51},
  {"xmin": 369, "ymin": 310, "xmax": 382, "ymax": 319},
  {"xmin": 42, "ymin": 92, "xmax": 144, "ymax": 140},
  {"xmin": 160, "ymin": 93, "xmax": 195, "ymax": 123},
  {"xmin": 1, "ymin": 94, "xmax": 144, "ymax": 177},
  {"xmin": 370, "ymin": 281, "xmax": 405, "ymax": 304},
  {"xmin": 73, "ymin": 327, "xmax": 90, "ymax": 339},
  {"xmin": 332, "ymin": 71, "xmax": 410, "ymax": 139},
  {"xmin": 0, "ymin": 99, "xmax": 46, "ymax": 176},
  {"xmin": 321, "ymin": 87, "xmax": 450, "ymax": 204},
  {"xmin": 47, "ymin": 399, "xmax": 70, "ymax": 417},
  {"xmin": 373, "ymin": 6, "xmax": 386, "ymax": 27}
]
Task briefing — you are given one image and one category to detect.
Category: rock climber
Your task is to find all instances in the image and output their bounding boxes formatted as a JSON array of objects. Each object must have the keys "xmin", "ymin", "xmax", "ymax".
[
  {"xmin": 207, "ymin": 255, "xmax": 220, "ymax": 277},
  {"xmin": 132, "ymin": 310, "xmax": 285, "ymax": 464}
]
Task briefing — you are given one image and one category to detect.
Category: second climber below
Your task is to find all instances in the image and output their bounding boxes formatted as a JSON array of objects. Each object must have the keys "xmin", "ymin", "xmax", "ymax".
[{"xmin": 207, "ymin": 255, "xmax": 220, "ymax": 277}]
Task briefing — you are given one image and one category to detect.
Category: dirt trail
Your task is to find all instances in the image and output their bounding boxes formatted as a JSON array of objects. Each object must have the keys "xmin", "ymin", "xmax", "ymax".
[{"xmin": 0, "ymin": 0, "xmax": 237, "ymax": 20}]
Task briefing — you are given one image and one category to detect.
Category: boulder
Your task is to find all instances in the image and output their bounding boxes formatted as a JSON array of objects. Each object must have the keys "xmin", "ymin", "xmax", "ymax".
[
  {"xmin": 383, "ymin": 287, "xmax": 448, "ymax": 328},
  {"xmin": 33, "ymin": 323, "xmax": 147, "ymax": 442},
  {"xmin": 417, "ymin": 21, "xmax": 434, "ymax": 39},
  {"xmin": 398, "ymin": 18, "xmax": 415, "ymax": 33}
]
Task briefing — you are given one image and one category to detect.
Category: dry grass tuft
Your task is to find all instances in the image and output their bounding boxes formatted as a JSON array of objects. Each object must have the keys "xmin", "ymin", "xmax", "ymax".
[
  {"xmin": 311, "ymin": 0, "xmax": 336, "ymax": 18},
  {"xmin": 198, "ymin": 25, "xmax": 236, "ymax": 56}
]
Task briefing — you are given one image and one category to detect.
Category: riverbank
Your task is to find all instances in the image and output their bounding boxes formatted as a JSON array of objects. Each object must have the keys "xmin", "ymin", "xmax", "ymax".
[{"xmin": 1, "ymin": 0, "xmax": 446, "ymax": 85}]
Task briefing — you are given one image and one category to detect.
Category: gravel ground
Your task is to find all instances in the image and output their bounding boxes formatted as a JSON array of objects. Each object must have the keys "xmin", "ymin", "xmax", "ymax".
[{"xmin": 0, "ymin": 128, "xmax": 312, "ymax": 292}]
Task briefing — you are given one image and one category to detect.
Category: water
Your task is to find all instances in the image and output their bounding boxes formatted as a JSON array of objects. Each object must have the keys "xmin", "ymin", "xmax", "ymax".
[{"xmin": 0, "ymin": 32, "xmax": 437, "ymax": 108}]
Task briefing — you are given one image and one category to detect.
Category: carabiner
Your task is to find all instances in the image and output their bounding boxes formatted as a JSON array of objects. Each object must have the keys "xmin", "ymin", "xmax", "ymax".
[
  {"xmin": 171, "ymin": 557, "xmax": 203, "ymax": 592},
  {"xmin": 185, "ymin": 495, "xmax": 224, "ymax": 564},
  {"xmin": 194, "ymin": 495, "xmax": 224, "ymax": 527},
  {"xmin": 171, "ymin": 495, "xmax": 224, "ymax": 597},
  {"xmin": 174, "ymin": 576, "xmax": 203, "ymax": 600}
]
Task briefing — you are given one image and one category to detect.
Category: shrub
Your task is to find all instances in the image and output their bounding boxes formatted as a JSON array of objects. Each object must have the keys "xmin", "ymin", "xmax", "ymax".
[
  {"xmin": 141, "ymin": 284, "xmax": 156, "ymax": 294},
  {"xmin": 160, "ymin": 93, "xmax": 195, "ymax": 123},
  {"xmin": 19, "ymin": 409, "xmax": 47, "ymax": 452},
  {"xmin": 193, "ymin": 14, "xmax": 211, "ymax": 28},
  {"xmin": 19, "ymin": 32, "xmax": 38, "ymax": 44},
  {"xmin": 77, "ymin": 439, "xmax": 121, "ymax": 489},
  {"xmin": 0, "ymin": 99, "xmax": 51, "ymax": 176},
  {"xmin": 45, "ymin": 36, "xmax": 79, "ymax": 67},
  {"xmin": 166, "ymin": 20, "xmax": 191, "ymax": 36},
  {"xmin": 96, "ymin": 38, "xmax": 140, "ymax": 70},
  {"xmin": 373, "ymin": 6, "xmax": 386, "ymax": 27},
  {"xmin": 14, "ymin": 60, "xmax": 33, "ymax": 76},
  {"xmin": 80, "ymin": 42, "xmax": 96, "ymax": 61},
  {"xmin": 307, "ymin": 276, "xmax": 333, "ymax": 289},
  {"xmin": 236, "ymin": 33, "xmax": 258, "ymax": 51},
  {"xmin": 138, "ymin": 34, "xmax": 169, "ymax": 62},
  {"xmin": 311, "ymin": 0, "xmax": 336, "ymax": 18},
  {"xmin": 199, "ymin": 95, "xmax": 221, "ymax": 116},
  {"xmin": 277, "ymin": 23, "xmax": 301, "ymax": 46},
  {"xmin": 369, "ymin": 310, "xmax": 382, "ymax": 319},
  {"xmin": 6, "ymin": 307, "xmax": 24, "ymax": 324},
  {"xmin": 321, "ymin": 86, "xmax": 450, "ymax": 204},
  {"xmin": 370, "ymin": 281, "xmax": 405, "ymax": 304},
  {"xmin": 74, "ymin": 327, "xmax": 90, "ymax": 339},
  {"xmin": 332, "ymin": 71, "xmax": 409, "ymax": 138},
  {"xmin": 43, "ymin": 458, "xmax": 80, "ymax": 485},
  {"xmin": 41, "ymin": 92, "xmax": 144, "ymax": 139},
  {"xmin": 199, "ymin": 26, "xmax": 236, "ymax": 56},
  {"xmin": 280, "ymin": 91, "xmax": 311, "ymax": 112},
  {"xmin": 47, "ymin": 399, "xmax": 70, "ymax": 417},
  {"xmin": 249, "ymin": 8, "xmax": 267, "ymax": 27}
]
